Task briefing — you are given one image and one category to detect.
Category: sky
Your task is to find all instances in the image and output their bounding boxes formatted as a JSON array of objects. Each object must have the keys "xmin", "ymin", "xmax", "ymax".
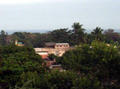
[{"xmin": 0, "ymin": 0, "xmax": 120, "ymax": 33}]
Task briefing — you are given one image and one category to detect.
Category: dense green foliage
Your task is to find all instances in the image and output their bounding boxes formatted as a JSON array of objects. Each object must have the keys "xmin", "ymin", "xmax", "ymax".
[
  {"xmin": 14, "ymin": 71, "xmax": 102, "ymax": 89},
  {"xmin": 0, "ymin": 41, "xmax": 119, "ymax": 89},
  {"xmin": 0, "ymin": 45, "xmax": 44, "ymax": 88},
  {"xmin": 58, "ymin": 41, "xmax": 120, "ymax": 89},
  {"xmin": 0, "ymin": 22, "xmax": 120, "ymax": 89}
]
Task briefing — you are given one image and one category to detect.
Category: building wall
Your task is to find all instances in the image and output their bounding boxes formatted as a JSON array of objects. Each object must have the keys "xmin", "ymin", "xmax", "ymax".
[
  {"xmin": 34, "ymin": 43, "xmax": 70, "ymax": 58},
  {"xmin": 55, "ymin": 43, "xmax": 70, "ymax": 49},
  {"xmin": 15, "ymin": 40, "xmax": 24, "ymax": 46},
  {"xmin": 35, "ymin": 48, "xmax": 69, "ymax": 57},
  {"xmin": 37, "ymin": 52, "xmax": 48, "ymax": 59}
]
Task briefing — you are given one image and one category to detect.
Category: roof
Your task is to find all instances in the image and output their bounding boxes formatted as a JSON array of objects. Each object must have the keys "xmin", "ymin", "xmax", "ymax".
[
  {"xmin": 18, "ymin": 42, "xmax": 24, "ymax": 44},
  {"xmin": 55, "ymin": 43, "xmax": 69, "ymax": 45},
  {"xmin": 50, "ymin": 64, "xmax": 61, "ymax": 67},
  {"xmin": 45, "ymin": 42, "xmax": 56, "ymax": 47}
]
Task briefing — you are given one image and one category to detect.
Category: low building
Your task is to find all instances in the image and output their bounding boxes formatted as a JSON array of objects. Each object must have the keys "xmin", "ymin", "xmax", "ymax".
[
  {"xmin": 44, "ymin": 59, "xmax": 56, "ymax": 67},
  {"xmin": 34, "ymin": 43, "xmax": 70, "ymax": 59},
  {"xmin": 15, "ymin": 40, "xmax": 24, "ymax": 46},
  {"xmin": 49, "ymin": 64, "xmax": 64, "ymax": 71}
]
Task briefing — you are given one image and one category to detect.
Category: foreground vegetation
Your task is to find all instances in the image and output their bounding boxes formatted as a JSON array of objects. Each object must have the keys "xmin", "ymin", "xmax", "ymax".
[
  {"xmin": 58, "ymin": 41, "xmax": 120, "ymax": 89},
  {"xmin": 0, "ymin": 22, "xmax": 120, "ymax": 89},
  {"xmin": 0, "ymin": 41, "xmax": 120, "ymax": 89}
]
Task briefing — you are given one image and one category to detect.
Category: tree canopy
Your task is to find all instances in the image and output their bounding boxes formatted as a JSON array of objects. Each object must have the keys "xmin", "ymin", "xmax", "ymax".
[
  {"xmin": 0, "ymin": 22, "xmax": 120, "ymax": 89},
  {"xmin": 0, "ymin": 45, "xmax": 44, "ymax": 88},
  {"xmin": 58, "ymin": 41, "xmax": 120, "ymax": 89}
]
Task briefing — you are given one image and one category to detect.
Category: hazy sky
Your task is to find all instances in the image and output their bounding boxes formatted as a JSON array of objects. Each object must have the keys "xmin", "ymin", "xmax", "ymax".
[{"xmin": 0, "ymin": 0, "xmax": 120, "ymax": 32}]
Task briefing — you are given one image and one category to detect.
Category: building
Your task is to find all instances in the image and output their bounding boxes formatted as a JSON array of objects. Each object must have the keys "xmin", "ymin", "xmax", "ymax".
[
  {"xmin": 49, "ymin": 64, "xmax": 65, "ymax": 72},
  {"xmin": 15, "ymin": 40, "xmax": 24, "ymax": 46},
  {"xmin": 34, "ymin": 43, "xmax": 70, "ymax": 59},
  {"xmin": 44, "ymin": 59, "xmax": 56, "ymax": 67}
]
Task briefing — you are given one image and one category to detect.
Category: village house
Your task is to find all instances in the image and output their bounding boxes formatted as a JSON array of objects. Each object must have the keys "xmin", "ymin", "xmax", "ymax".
[
  {"xmin": 15, "ymin": 40, "xmax": 24, "ymax": 46},
  {"xmin": 34, "ymin": 42, "xmax": 70, "ymax": 59},
  {"xmin": 34, "ymin": 42, "xmax": 70, "ymax": 68}
]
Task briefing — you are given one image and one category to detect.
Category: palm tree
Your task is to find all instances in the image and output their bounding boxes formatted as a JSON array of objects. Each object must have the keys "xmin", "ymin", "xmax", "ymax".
[
  {"xmin": 91, "ymin": 27, "xmax": 103, "ymax": 40},
  {"xmin": 71, "ymin": 22, "xmax": 86, "ymax": 44}
]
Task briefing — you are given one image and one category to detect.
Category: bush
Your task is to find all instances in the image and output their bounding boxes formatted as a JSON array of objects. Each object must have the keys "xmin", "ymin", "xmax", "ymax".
[
  {"xmin": 16, "ymin": 71, "xmax": 102, "ymax": 89},
  {"xmin": 0, "ymin": 45, "xmax": 44, "ymax": 88},
  {"xmin": 59, "ymin": 41, "xmax": 120, "ymax": 88}
]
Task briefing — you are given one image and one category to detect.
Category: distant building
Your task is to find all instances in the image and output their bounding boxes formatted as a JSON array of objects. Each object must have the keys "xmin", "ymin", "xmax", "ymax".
[
  {"xmin": 44, "ymin": 59, "xmax": 56, "ymax": 67},
  {"xmin": 15, "ymin": 40, "xmax": 24, "ymax": 46},
  {"xmin": 45, "ymin": 42, "xmax": 70, "ymax": 49},
  {"xmin": 49, "ymin": 64, "xmax": 65, "ymax": 72},
  {"xmin": 34, "ymin": 42, "xmax": 70, "ymax": 59}
]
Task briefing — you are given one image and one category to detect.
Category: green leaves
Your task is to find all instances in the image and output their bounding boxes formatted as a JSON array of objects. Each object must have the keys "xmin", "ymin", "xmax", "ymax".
[
  {"xmin": 59, "ymin": 41, "xmax": 120, "ymax": 89},
  {"xmin": 15, "ymin": 70, "xmax": 102, "ymax": 89},
  {"xmin": 0, "ymin": 45, "xmax": 44, "ymax": 88}
]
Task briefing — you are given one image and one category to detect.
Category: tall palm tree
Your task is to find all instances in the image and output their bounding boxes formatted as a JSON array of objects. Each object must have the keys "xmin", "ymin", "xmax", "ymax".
[{"xmin": 91, "ymin": 27, "xmax": 103, "ymax": 40}]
